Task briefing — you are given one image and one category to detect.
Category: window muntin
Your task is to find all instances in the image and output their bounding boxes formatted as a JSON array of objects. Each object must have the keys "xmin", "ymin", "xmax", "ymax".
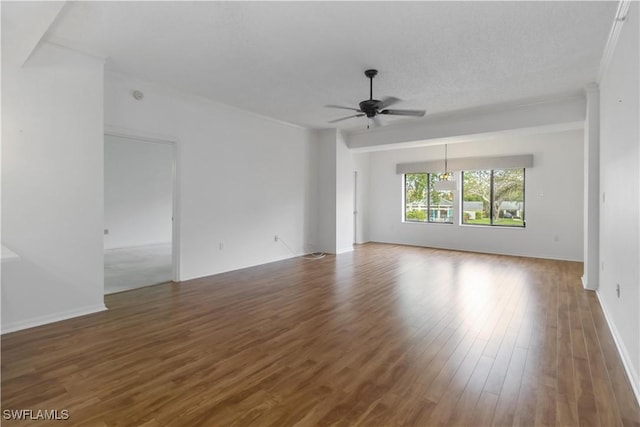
[
  {"xmin": 404, "ymin": 173, "xmax": 453, "ymax": 223},
  {"xmin": 462, "ymin": 168, "xmax": 525, "ymax": 227}
]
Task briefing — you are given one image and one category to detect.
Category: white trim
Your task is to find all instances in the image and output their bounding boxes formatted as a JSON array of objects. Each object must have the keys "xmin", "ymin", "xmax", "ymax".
[
  {"xmin": 170, "ymin": 141, "xmax": 181, "ymax": 282},
  {"xmin": 104, "ymin": 127, "xmax": 181, "ymax": 282},
  {"xmin": 598, "ymin": 1, "xmax": 632, "ymax": 82},
  {"xmin": 1, "ymin": 304, "xmax": 107, "ymax": 335},
  {"xmin": 581, "ymin": 275, "xmax": 589, "ymax": 290},
  {"xmin": 43, "ymin": 39, "xmax": 107, "ymax": 64},
  {"xmin": 595, "ymin": 290, "xmax": 640, "ymax": 405},
  {"xmin": 104, "ymin": 125, "xmax": 176, "ymax": 145}
]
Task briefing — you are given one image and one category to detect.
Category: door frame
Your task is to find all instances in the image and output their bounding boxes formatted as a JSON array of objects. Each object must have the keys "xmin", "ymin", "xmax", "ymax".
[
  {"xmin": 104, "ymin": 125, "xmax": 180, "ymax": 283},
  {"xmin": 353, "ymin": 170, "xmax": 358, "ymax": 245}
]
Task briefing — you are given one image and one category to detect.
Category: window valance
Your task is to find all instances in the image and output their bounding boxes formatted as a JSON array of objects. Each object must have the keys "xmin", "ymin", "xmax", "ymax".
[{"xmin": 396, "ymin": 154, "xmax": 534, "ymax": 174}]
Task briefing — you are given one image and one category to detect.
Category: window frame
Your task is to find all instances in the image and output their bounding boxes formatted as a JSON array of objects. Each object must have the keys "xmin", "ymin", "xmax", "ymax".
[
  {"xmin": 403, "ymin": 172, "xmax": 454, "ymax": 224},
  {"xmin": 461, "ymin": 168, "xmax": 526, "ymax": 228}
]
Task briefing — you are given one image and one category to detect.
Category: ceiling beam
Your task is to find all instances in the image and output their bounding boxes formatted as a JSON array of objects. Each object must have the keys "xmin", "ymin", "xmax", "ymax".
[{"xmin": 345, "ymin": 95, "xmax": 586, "ymax": 152}]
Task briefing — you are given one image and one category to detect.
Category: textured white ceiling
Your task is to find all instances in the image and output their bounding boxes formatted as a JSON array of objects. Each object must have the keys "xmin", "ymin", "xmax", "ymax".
[{"xmin": 46, "ymin": 1, "xmax": 616, "ymax": 130}]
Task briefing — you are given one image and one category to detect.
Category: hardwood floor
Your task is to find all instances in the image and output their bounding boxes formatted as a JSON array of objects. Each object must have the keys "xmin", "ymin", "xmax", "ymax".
[{"xmin": 2, "ymin": 243, "xmax": 639, "ymax": 426}]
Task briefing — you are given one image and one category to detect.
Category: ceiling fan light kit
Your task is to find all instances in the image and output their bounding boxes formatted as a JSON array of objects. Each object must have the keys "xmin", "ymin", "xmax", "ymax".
[{"xmin": 326, "ymin": 69, "xmax": 426, "ymax": 128}]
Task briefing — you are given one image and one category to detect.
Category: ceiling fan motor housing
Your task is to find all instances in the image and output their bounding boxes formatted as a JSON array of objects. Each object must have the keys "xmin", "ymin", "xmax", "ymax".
[{"xmin": 359, "ymin": 100, "xmax": 381, "ymax": 117}]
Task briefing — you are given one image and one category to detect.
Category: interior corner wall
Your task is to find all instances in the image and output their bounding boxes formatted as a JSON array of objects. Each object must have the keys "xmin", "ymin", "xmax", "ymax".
[
  {"xmin": 335, "ymin": 131, "xmax": 354, "ymax": 253},
  {"xmin": 598, "ymin": 1, "xmax": 640, "ymax": 398},
  {"xmin": 104, "ymin": 73, "xmax": 314, "ymax": 280},
  {"xmin": 313, "ymin": 130, "xmax": 338, "ymax": 254},
  {"xmin": 1, "ymin": 43, "xmax": 106, "ymax": 333},
  {"xmin": 367, "ymin": 130, "xmax": 584, "ymax": 261},
  {"xmin": 104, "ymin": 135, "xmax": 173, "ymax": 250},
  {"xmin": 353, "ymin": 152, "xmax": 371, "ymax": 244},
  {"xmin": 311, "ymin": 129, "xmax": 356, "ymax": 254},
  {"xmin": 583, "ymin": 86, "xmax": 600, "ymax": 290}
]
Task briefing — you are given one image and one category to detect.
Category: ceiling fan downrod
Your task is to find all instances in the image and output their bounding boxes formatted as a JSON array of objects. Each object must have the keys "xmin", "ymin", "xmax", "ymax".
[{"xmin": 365, "ymin": 69, "xmax": 378, "ymax": 101}]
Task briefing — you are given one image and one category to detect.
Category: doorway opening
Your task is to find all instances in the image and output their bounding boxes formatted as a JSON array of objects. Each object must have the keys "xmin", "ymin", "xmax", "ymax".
[{"xmin": 103, "ymin": 131, "xmax": 178, "ymax": 294}]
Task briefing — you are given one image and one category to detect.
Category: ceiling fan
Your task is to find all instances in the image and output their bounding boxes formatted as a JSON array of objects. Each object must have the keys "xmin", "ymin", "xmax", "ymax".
[{"xmin": 326, "ymin": 69, "xmax": 426, "ymax": 128}]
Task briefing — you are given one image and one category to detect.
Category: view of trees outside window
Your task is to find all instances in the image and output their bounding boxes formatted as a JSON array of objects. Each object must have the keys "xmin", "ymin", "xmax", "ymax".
[
  {"xmin": 462, "ymin": 168, "xmax": 525, "ymax": 227},
  {"xmin": 404, "ymin": 173, "xmax": 454, "ymax": 223}
]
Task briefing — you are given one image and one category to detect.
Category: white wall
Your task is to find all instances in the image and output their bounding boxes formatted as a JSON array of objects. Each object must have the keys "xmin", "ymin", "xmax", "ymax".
[
  {"xmin": 104, "ymin": 135, "xmax": 173, "ymax": 249},
  {"xmin": 104, "ymin": 72, "xmax": 314, "ymax": 280},
  {"xmin": 367, "ymin": 130, "xmax": 584, "ymax": 261},
  {"xmin": 1, "ymin": 42, "xmax": 106, "ymax": 333},
  {"xmin": 598, "ymin": 1, "xmax": 640, "ymax": 398}
]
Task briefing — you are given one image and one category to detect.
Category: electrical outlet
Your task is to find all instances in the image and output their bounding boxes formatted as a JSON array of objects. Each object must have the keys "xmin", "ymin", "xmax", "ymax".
[
  {"xmin": 274, "ymin": 235, "xmax": 279, "ymax": 242},
  {"xmin": 616, "ymin": 283, "xmax": 620, "ymax": 298},
  {"xmin": 219, "ymin": 242, "xmax": 224, "ymax": 250}
]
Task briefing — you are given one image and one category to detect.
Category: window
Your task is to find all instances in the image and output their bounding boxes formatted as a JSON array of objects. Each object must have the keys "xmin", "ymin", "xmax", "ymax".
[
  {"xmin": 462, "ymin": 168, "xmax": 525, "ymax": 227},
  {"xmin": 404, "ymin": 173, "xmax": 454, "ymax": 223}
]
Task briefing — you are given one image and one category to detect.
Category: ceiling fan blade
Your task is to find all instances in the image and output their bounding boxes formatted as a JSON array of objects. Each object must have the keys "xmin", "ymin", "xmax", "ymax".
[
  {"xmin": 380, "ymin": 109, "xmax": 426, "ymax": 117},
  {"xmin": 378, "ymin": 96, "xmax": 401, "ymax": 109},
  {"xmin": 325, "ymin": 105, "xmax": 362, "ymax": 112},
  {"xmin": 328, "ymin": 113, "xmax": 365, "ymax": 123}
]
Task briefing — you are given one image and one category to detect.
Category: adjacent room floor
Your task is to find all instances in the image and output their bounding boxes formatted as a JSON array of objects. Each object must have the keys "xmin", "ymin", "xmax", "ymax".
[
  {"xmin": 3, "ymin": 243, "xmax": 639, "ymax": 426},
  {"xmin": 104, "ymin": 243, "xmax": 172, "ymax": 294}
]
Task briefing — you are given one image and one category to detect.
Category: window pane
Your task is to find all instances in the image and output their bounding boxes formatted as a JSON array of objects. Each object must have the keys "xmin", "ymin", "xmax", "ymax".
[
  {"xmin": 493, "ymin": 168, "xmax": 525, "ymax": 227},
  {"xmin": 429, "ymin": 173, "xmax": 453, "ymax": 223},
  {"xmin": 404, "ymin": 173, "xmax": 427, "ymax": 222},
  {"xmin": 462, "ymin": 170, "xmax": 491, "ymax": 225}
]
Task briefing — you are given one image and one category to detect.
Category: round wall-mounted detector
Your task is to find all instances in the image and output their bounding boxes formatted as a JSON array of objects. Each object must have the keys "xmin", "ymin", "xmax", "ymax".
[{"xmin": 133, "ymin": 90, "xmax": 144, "ymax": 100}]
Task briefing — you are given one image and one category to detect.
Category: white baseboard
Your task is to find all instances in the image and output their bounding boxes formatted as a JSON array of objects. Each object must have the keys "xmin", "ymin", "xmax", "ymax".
[
  {"xmin": 1, "ymin": 304, "xmax": 108, "ymax": 335},
  {"xmin": 595, "ymin": 290, "xmax": 640, "ymax": 405}
]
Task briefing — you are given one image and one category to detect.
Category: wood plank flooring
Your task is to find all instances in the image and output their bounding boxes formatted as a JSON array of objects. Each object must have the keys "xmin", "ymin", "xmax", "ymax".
[{"xmin": 2, "ymin": 243, "xmax": 639, "ymax": 426}]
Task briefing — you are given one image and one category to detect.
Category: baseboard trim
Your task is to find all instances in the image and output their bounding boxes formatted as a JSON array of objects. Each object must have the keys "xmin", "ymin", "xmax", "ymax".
[
  {"xmin": 595, "ymin": 290, "xmax": 640, "ymax": 405},
  {"xmin": 1, "ymin": 304, "xmax": 108, "ymax": 335}
]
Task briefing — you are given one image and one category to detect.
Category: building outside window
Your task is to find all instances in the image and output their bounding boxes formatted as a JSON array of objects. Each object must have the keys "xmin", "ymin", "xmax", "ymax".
[{"xmin": 404, "ymin": 172, "xmax": 454, "ymax": 223}]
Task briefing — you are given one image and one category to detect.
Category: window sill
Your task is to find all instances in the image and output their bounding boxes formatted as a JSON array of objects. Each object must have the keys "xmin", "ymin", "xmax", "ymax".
[{"xmin": 459, "ymin": 223, "xmax": 526, "ymax": 229}]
